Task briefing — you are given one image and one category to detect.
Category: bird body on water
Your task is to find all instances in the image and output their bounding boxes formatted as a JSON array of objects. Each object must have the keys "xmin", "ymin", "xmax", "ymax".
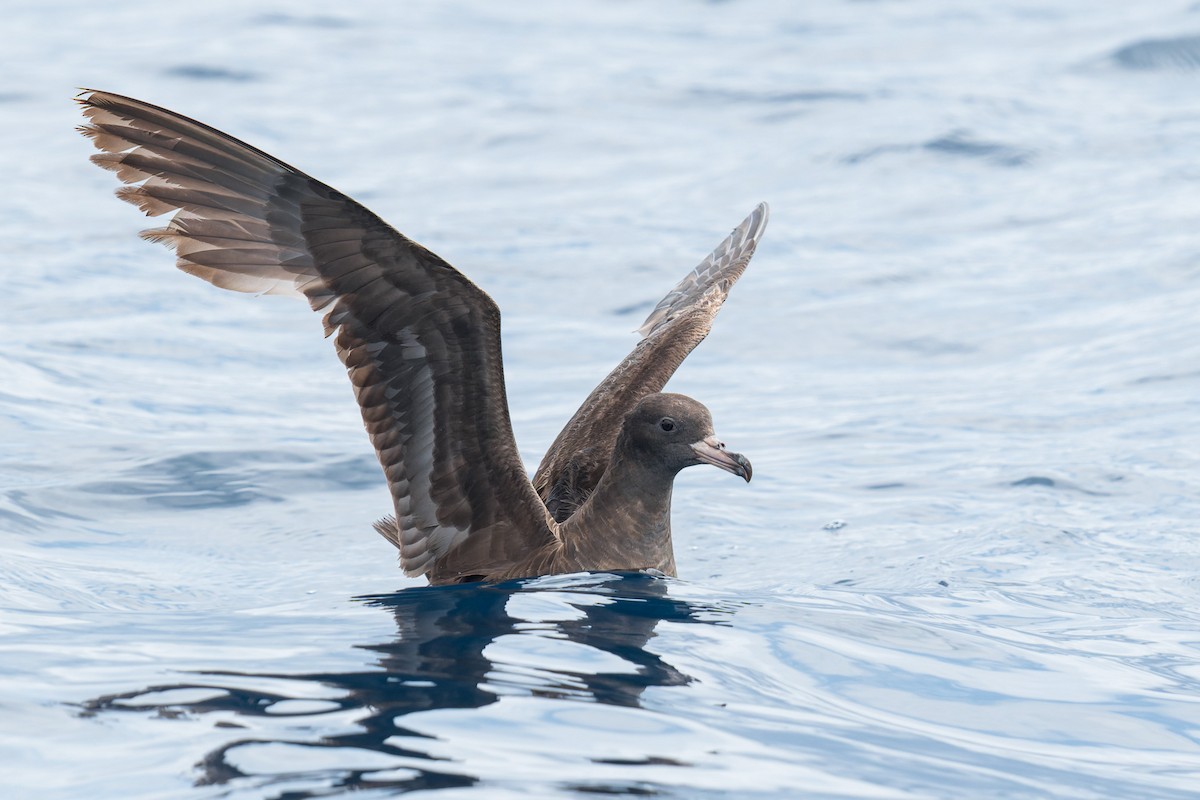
[{"xmin": 79, "ymin": 90, "xmax": 766, "ymax": 585}]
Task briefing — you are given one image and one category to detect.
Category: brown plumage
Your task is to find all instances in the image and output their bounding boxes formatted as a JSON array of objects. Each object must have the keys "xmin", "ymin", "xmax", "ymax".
[{"xmin": 78, "ymin": 90, "xmax": 767, "ymax": 585}]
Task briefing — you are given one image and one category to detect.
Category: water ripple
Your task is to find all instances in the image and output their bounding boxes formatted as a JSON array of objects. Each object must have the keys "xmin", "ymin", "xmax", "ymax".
[
  {"xmin": 1113, "ymin": 35, "xmax": 1200, "ymax": 71},
  {"xmin": 72, "ymin": 575, "xmax": 1200, "ymax": 798}
]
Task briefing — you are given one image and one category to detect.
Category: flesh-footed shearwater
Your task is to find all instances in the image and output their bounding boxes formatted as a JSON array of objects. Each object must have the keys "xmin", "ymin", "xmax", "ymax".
[{"xmin": 78, "ymin": 90, "xmax": 768, "ymax": 585}]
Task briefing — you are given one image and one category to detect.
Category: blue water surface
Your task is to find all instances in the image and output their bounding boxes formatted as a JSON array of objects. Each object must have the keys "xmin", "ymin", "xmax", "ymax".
[{"xmin": 3, "ymin": 1, "xmax": 1200, "ymax": 797}]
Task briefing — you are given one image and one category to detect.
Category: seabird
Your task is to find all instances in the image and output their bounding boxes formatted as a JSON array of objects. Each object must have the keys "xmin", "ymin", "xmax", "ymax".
[{"xmin": 78, "ymin": 90, "xmax": 768, "ymax": 585}]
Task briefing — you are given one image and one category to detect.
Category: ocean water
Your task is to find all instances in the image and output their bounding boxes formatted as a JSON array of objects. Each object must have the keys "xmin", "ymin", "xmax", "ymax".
[{"xmin": 3, "ymin": 1, "xmax": 1200, "ymax": 797}]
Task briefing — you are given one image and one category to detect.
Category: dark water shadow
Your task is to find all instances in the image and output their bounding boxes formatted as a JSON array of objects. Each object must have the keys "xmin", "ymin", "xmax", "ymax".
[
  {"xmin": 75, "ymin": 450, "xmax": 381, "ymax": 510},
  {"xmin": 163, "ymin": 65, "xmax": 259, "ymax": 83},
  {"xmin": 1112, "ymin": 34, "xmax": 1200, "ymax": 72},
  {"xmin": 80, "ymin": 572, "xmax": 737, "ymax": 796},
  {"xmin": 844, "ymin": 130, "xmax": 1032, "ymax": 167},
  {"xmin": 252, "ymin": 12, "xmax": 355, "ymax": 29},
  {"xmin": 1008, "ymin": 475, "xmax": 1111, "ymax": 496}
]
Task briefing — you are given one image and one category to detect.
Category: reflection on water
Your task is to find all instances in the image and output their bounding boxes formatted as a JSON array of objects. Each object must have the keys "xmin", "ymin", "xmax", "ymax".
[{"xmin": 81, "ymin": 573, "xmax": 734, "ymax": 795}]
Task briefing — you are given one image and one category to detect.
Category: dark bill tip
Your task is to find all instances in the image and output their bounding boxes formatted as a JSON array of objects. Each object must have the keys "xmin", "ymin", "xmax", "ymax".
[
  {"xmin": 691, "ymin": 438, "xmax": 752, "ymax": 482},
  {"xmin": 732, "ymin": 451, "xmax": 752, "ymax": 483}
]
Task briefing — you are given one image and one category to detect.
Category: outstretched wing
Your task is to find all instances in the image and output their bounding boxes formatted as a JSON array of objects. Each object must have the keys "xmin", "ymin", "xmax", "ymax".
[
  {"xmin": 532, "ymin": 203, "xmax": 768, "ymax": 521},
  {"xmin": 79, "ymin": 90, "xmax": 558, "ymax": 583}
]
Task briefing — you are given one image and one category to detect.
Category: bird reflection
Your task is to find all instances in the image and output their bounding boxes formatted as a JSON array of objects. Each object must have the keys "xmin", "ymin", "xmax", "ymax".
[{"xmin": 81, "ymin": 572, "xmax": 738, "ymax": 796}]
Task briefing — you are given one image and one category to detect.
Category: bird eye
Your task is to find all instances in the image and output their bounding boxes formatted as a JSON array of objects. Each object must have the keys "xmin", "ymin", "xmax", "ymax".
[{"xmin": 659, "ymin": 417, "xmax": 676, "ymax": 432}]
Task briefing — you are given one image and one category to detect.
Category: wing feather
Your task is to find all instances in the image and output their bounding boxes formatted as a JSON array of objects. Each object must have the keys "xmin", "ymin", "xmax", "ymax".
[
  {"xmin": 79, "ymin": 90, "xmax": 559, "ymax": 583},
  {"xmin": 532, "ymin": 203, "xmax": 768, "ymax": 521}
]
